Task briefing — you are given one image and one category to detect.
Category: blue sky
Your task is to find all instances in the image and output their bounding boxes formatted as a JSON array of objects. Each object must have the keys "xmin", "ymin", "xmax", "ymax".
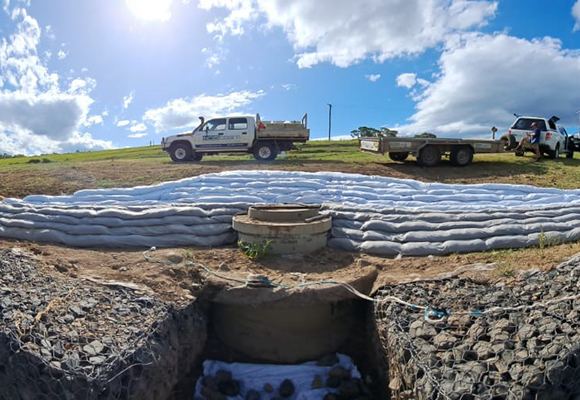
[{"xmin": 1, "ymin": 0, "xmax": 580, "ymax": 155}]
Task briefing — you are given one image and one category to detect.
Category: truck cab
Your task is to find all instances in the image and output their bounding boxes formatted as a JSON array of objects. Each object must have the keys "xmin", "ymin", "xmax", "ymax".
[{"xmin": 161, "ymin": 114, "xmax": 309, "ymax": 162}]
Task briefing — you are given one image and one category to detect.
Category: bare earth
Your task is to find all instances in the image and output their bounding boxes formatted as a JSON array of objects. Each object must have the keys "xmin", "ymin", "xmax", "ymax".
[{"xmin": 3, "ymin": 237, "xmax": 579, "ymax": 305}]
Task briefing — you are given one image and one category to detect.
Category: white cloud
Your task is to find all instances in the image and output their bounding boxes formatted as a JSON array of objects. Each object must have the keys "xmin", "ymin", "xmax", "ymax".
[
  {"xmin": 396, "ymin": 73, "xmax": 417, "ymax": 89},
  {"xmin": 116, "ymin": 119, "xmax": 131, "ymax": 127},
  {"xmin": 144, "ymin": 90, "xmax": 265, "ymax": 132},
  {"xmin": 0, "ymin": 7, "xmax": 112, "ymax": 155},
  {"xmin": 397, "ymin": 33, "xmax": 580, "ymax": 138},
  {"xmin": 366, "ymin": 74, "xmax": 381, "ymax": 83},
  {"xmin": 574, "ymin": 1, "xmax": 580, "ymax": 32},
  {"xmin": 129, "ymin": 123, "xmax": 147, "ymax": 132},
  {"xmin": 123, "ymin": 91, "xmax": 133, "ymax": 109},
  {"xmin": 57, "ymin": 49, "xmax": 67, "ymax": 59},
  {"xmin": 128, "ymin": 133, "xmax": 148, "ymax": 138},
  {"xmin": 85, "ymin": 114, "xmax": 104, "ymax": 126},
  {"xmin": 281, "ymin": 83, "xmax": 296, "ymax": 90},
  {"xmin": 199, "ymin": 0, "xmax": 497, "ymax": 68}
]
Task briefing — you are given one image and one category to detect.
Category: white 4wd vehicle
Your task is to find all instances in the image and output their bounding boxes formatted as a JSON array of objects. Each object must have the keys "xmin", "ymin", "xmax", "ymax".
[
  {"xmin": 161, "ymin": 114, "xmax": 309, "ymax": 162},
  {"xmin": 502, "ymin": 116, "xmax": 574, "ymax": 159}
]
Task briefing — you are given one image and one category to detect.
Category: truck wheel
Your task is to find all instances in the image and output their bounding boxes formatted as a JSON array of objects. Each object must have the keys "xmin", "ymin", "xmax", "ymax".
[
  {"xmin": 418, "ymin": 146, "xmax": 441, "ymax": 167},
  {"xmin": 192, "ymin": 153, "xmax": 203, "ymax": 162},
  {"xmin": 389, "ymin": 152, "xmax": 409, "ymax": 162},
  {"xmin": 548, "ymin": 145, "xmax": 560, "ymax": 159},
  {"xmin": 567, "ymin": 151, "xmax": 574, "ymax": 159},
  {"xmin": 253, "ymin": 143, "xmax": 278, "ymax": 161},
  {"xmin": 450, "ymin": 146, "xmax": 474, "ymax": 167},
  {"xmin": 170, "ymin": 143, "xmax": 192, "ymax": 162}
]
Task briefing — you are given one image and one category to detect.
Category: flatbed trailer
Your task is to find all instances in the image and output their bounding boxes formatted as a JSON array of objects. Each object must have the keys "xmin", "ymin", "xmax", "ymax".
[{"xmin": 360, "ymin": 136, "xmax": 506, "ymax": 167}]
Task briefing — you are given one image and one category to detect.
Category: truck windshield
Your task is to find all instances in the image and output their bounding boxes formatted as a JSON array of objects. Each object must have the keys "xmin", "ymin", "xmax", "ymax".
[{"xmin": 512, "ymin": 119, "xmax": 546, "ymax": 131}]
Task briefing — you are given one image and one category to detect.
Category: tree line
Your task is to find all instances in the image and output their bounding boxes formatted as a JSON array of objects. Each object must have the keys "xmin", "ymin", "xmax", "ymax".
[{"xmin": 350, "ymin": 126, "xmax": 436, "ymax": 139}]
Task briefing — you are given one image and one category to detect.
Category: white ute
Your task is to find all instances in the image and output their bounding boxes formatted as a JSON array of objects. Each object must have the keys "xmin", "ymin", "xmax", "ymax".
[
  {"xmin": 501, "ymin": 115, "xmax": 574, "ymax": 159},
  {"xmin": 161, "ymin": 114, "xmax": 309, "ymax": 162}
]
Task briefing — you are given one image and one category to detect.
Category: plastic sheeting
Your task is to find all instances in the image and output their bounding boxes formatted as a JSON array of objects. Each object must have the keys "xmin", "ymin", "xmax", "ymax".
[
  {"xmin": 194, "ymin": 353, "xmax": 361, "ymax": 400},
  {"xmin": 2, "ymin": 170, "xmax": 580, "ymax": 254}
]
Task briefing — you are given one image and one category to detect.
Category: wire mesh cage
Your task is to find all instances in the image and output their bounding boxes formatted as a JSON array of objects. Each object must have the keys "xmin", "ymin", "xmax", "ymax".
[
  {"xmin": 0, "ymin": 247, "xmax": 206, "ymax": 400},
  {"xmin": 374, "ymin": 255, "xmax": 580, "ymax": 400}
]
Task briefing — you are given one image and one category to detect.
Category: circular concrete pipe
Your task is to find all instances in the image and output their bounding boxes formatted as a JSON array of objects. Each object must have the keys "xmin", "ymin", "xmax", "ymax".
[
  {"xmin": 232, "ymin": 204, "xmax": 332, "ymax": 254},
  {"xmin": 212, "ymin": 301, "xmax": 355, "ymax": 363}
]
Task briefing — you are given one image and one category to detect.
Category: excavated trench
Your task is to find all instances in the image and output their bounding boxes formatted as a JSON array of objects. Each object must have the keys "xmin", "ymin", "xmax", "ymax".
[{"xmin": 4, "ymin": 202, "xmax": 580, "ymax": 399}]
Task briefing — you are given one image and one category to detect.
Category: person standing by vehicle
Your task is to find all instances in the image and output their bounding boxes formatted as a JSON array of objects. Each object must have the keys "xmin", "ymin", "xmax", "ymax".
[{"xmin": 516, "ymin": 122, "xmax": 541, "ymax": 161}]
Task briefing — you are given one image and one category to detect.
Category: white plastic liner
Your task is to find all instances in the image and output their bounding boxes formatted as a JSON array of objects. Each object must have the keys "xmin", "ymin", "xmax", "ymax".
[
  {"xmin": 2, "ymin": 170, "xmax": 580, "ymax": 254},
  {"xmin": 194, "ymin": 353, "xmax": 361, "ymax": 400}
]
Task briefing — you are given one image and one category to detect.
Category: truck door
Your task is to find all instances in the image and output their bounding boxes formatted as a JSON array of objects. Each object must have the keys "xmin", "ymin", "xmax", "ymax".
[
  {"xmin": 225, "ymin": 117, "xmax": 252, "ymax": 150},
  {"xmin": 193, "ymin": 118, "xmax": 227, "ymax": 152}
]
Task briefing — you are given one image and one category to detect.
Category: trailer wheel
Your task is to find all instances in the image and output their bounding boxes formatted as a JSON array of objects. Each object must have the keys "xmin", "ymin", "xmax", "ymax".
[
  {"xmin": 500, "ymin": 135, "xmax": 517, "ymax": 150},
  {"xmin": 253, "ymin": 142, "xmax": 278, "ymax": 161},
  {"xmin": 450, "ymin": 146, "xmax": 474, "ymax": 167},
  {"xmin": 566, "ymin": 151, "xmax": 574, "ymax": 159},
  {"xmin": 169, "ymin": 143, "xmax": 192, "ymax": 162},
  {"xmin": 418, "ymin": 146, "xmax": 441, "ymax": 167},
  {"xmin": 192, "ymin": 153, "xmax": 203, "ymax": 162},
  {"xmin": 389, "ymin": 152, "xmax": 409, "ymax": 162}
]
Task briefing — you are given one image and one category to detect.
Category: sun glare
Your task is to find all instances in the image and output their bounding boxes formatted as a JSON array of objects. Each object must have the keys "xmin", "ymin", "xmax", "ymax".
[{"xmin": 125, "ymin": 0, "xmax": 173, "ymax": 22}]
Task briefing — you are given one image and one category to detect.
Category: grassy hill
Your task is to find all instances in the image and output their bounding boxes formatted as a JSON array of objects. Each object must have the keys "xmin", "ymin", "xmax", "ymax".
[{"xmin": 1, "ymin": 140, "xmax": 579, "ymax": 199}]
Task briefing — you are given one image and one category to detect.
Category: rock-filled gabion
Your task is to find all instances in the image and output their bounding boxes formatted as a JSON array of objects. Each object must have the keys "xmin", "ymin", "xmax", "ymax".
[
  {"xmin": 0, "ymin": 248, "xmax": 206, "ymax": 400},
  {"xmin": 374, "ymin": 254, "xmax": 580, "ymax": 400}
]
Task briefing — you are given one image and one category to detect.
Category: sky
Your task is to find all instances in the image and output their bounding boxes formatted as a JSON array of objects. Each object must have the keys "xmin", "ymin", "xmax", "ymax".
[{"xmin": 1, "ymin": 0, "xmax": 580, "ymax": 155}]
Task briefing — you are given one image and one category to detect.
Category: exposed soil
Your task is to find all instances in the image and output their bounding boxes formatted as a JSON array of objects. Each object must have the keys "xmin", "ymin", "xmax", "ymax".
[
  {"xmin": 2, "ymin": 152, "xmax": 577, "ymax": 199},
  {"xmin": 3, "ymin": 238, "xmax": 579, "ymax": 304}
]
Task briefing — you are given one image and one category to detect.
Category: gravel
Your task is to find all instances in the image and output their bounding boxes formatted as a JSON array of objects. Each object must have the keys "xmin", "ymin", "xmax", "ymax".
[
  {"xmin": 0, "ymin": 247, "xmax": 207, "ymax": 399},
  {"xmin": 374, "ymin": 253, "xmax": 580, "ymax": 400}
]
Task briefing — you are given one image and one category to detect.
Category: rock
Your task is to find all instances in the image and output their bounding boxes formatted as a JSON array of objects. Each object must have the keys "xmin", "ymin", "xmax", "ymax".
[
  {"xmin": 54, "ymin": 264, "xmax": 69, "ymax": 273},
  {"xmin": 69, "ymin": 305, "xmax": 85, "ymax": 318},
  {"xmin": 312, "ymin": 375, "xmax": 324, "ymax": 389},
  {"xmin": 317, "ymin": 353, "xmax": 340, "ymax": 366},
  {"xmin": 356, "ymin": 259, "xmax": 372, "ymax": 267},
  {"xmin": 433, "ymin": 332, "xmax": 458, "ymax": 350},
  {"xmin": 165, "ymin": 252, "xmax": 184, "ymax": 264},
  {"xmin": 201, "ymin": 386, "xmax": 227, "ymax": 400},
  {"xmin": 473, "ymin": 341, "xmax": 494, "ymax": 360},
  {"xmin": 263, "ymin": 383, "xmax": 274, "ymax": 393},
  {"xmin": 218, "ymin": 379, "xmax": 239, "ymax": 397},
  {"xmin": 202, "ymin": 376, "xmax": 219, "ymax": 391},
  {"xmin": 218, "ymin": 262, "xmax": 230, "ymax": 271},
  {"xmin": 409, "ymin": 320, "xmax": 437, "ymax": 340},
  {"xmin": 246, "ymin": 389, "xmax": 261, "ymax": 400},
  {"xmin": 119, "ymin": 266, "xmax": 128, "ymax": 272},
  {"xmin": 326, "ymin": 376, "xmax": 342, "ymax": 388},
  {"xmin": 89, "ymin": 356, "xmax": 105, "ymax": 365},
  {"xmin": 339, "ymin": 379, "xmax": 362, "ymax": 398},
  {"xmin": 329, "ymin": 366, "xmax": 351, "ymax": 380},
  {"xmin": 62, "ymin": 314, "xmax": 75, "ymax": 323},
  {"xmin": 83, "ymin": 340, "xmax": 104, "ymax": 356},
  {"xmin": 279, "ymin": 379, "xmax": 295, "ymax": 397}
]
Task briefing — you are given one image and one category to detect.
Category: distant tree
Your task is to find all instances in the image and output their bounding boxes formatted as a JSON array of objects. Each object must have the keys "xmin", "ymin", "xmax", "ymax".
[
  {"xmin": 351, "ymin": 126, "xmax": 398, "ymax": 138},
  {"xmin": 350, "ymin": 126, "xmax": 380, "ymax": 138},
  {"xmin": 380, "ymin": 128, "xmax": 398, "ymax": 138},
  {"xmin": 414, "ymin": 132, "xmax": 437, "ymax": 138}
]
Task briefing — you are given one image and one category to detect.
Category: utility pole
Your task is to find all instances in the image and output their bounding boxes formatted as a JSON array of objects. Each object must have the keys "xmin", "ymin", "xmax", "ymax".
[{"xmin": 327, "ymin": 103, "xmax": 332, "ymax": 140}]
